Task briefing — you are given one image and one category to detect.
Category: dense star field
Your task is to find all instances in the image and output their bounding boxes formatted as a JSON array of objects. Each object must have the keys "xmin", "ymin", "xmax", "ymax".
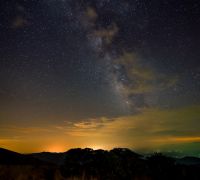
[{"xmin": 0, "ymin": 0, "xmax": 200, "ymax": 155}]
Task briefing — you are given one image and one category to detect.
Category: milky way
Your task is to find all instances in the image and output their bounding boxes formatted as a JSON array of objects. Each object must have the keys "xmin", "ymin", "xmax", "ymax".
[{"xmin": 0, "ymin": 0, "xmax": 200, "ymax": 154}]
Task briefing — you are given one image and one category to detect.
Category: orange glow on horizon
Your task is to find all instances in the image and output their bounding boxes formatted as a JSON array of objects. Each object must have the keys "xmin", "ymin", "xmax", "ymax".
[{"xmin": 45, "ymin": 144, "xmax": 67, "ymax": 152}]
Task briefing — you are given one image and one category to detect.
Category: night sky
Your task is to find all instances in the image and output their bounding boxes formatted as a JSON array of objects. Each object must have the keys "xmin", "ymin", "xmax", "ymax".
[{"xmin": 0, "ymin": 0, "xmax": 200, "ymax": 155}]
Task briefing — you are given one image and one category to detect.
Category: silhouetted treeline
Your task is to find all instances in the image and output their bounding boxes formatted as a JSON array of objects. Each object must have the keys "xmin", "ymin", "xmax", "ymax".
[
  {"xmin": 0, "ymin": 147, "xmax": 200, "ymax": 180},
  {"xmin": 60, "ymin": 148, "xmax": 200, "ymax": 180}
]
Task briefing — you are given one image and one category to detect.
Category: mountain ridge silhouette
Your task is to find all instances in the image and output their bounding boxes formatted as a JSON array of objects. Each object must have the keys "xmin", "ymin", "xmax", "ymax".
[{"xmin": 0, "ymin": 147, "xmax": 200, "ymax": 180}]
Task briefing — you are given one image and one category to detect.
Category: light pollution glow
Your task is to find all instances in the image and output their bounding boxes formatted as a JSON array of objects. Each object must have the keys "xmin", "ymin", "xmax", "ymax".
[{"xmin": 0, "ymin": 105, "xmax": 199, "ymax": 153}]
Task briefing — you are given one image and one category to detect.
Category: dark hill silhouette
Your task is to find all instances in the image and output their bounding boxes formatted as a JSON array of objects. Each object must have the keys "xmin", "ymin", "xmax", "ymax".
[
  {"xmin": 0, "ymin": 148, "xmax": 49, "ymax": 165},
  {"xmin": 30, "ymin": 152, "xmax": 65, "ymax": 165},
  {"xmin": 0, "ymin": 147, "xmax": 200, "ymax": 180},
  {"xmin": 176, "ymin": 156, "xmax": 200, "ymax": 166}
]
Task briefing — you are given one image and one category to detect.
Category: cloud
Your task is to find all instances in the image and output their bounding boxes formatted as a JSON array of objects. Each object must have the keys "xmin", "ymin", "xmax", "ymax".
[
  {"xmin": 63, "ymin": 105, "xmax": 200, "ymax": 149},
  {"xmin": 95, "ymin": 105, "xmax": 200, "ymax": 149},
  {"xmin": 81, "ymin": 6, "xmax": 118, "ymax": 52},
  {"xmin": 11, "ymin": 16, "xmax": 29, "ymax": 29},
  {"xmin": 81, "ymin": 6, "xmax": 98, "ymax": 29},
  {"xmin": 74, "ymin": 121, "xmax": 102, "ymax": 129},
  {"xmin": 111, "ymin": 51, "xmax": 179, "ymax": 110},
  {"xmin": 87, "ymin": 23, "xmax": 118, "ymax": 53},
  {"xmin": 116, "ymin": 52, "xmax": 178, "ymax": 93},
  {"xmin": 0, "ymin": 105, "xmax": 199, "ymax": 152},
  {"xmin": 66, "ymin": 105, "xmax": 200, "ymax": 141},
  {"xmin": 87, "ymin": 23, "xmax": 119, "ymax": 52},
  {"xmin": 92, "ymin": 23, "xmax": 118, "ymax": 45},
  {"xmin": 85, "ymin": 7, "xmax": 98, "ymax": 22},
  {"xmin": 64, "ymin": 117, "xmax": 110, "ymax": 137}
]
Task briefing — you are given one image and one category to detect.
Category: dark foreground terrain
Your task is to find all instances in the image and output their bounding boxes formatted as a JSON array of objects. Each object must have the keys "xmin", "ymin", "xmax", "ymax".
[{"xmin": 0, "ymin": 148, "xmax": 200, "ymax": 180}]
